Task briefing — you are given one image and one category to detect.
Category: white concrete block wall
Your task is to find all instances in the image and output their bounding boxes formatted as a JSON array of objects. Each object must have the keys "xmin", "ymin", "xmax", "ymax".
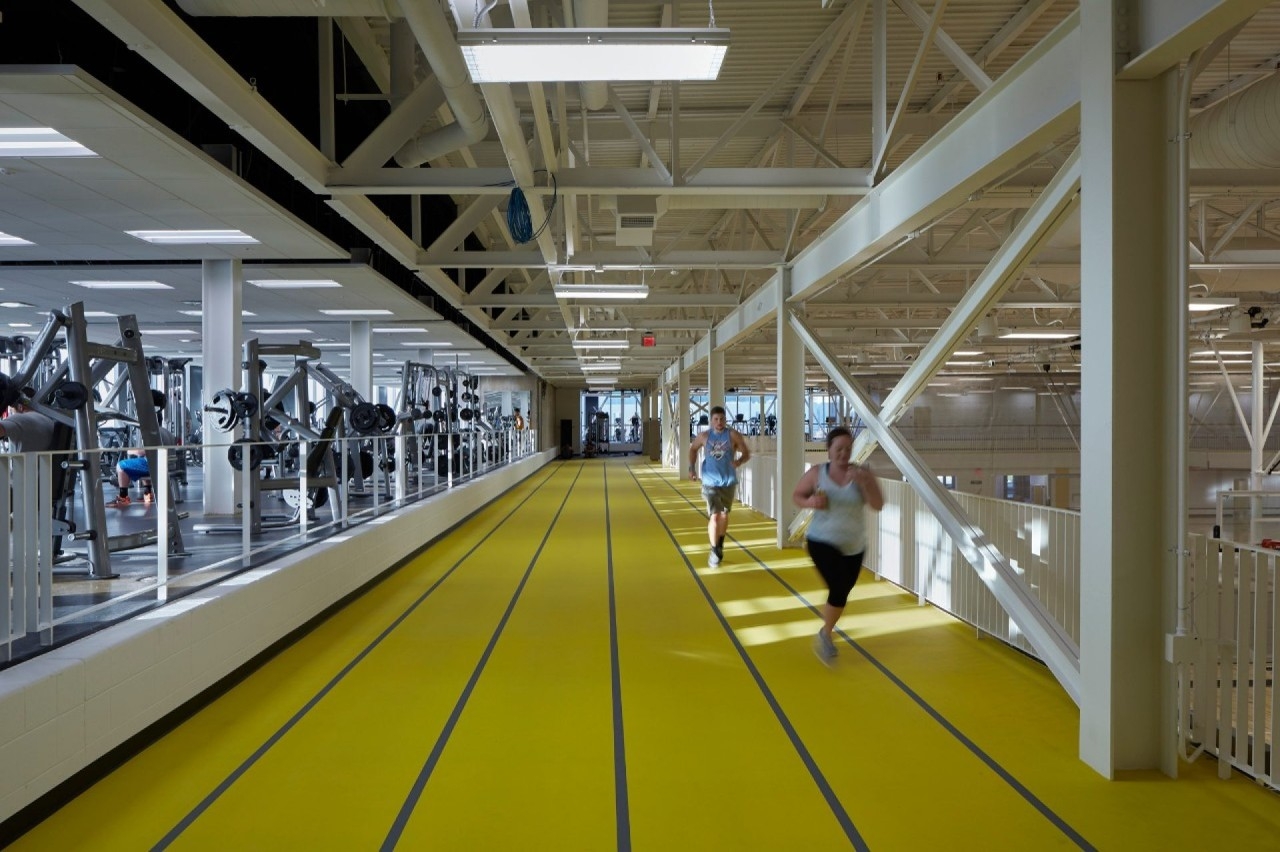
[{"xmin": 0, "ymin": 450, "xmax": 555, "ymax": 823}]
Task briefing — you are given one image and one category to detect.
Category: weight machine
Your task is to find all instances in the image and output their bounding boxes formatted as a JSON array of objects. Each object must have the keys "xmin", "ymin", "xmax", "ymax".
[
  {"xmin": 0, "ymin": 302, "xmax": 187, "ymax": 578},
  {"xmin": 195, "ymin": 339, "xmax": 398, "ymax": 535},
  {"xmin": 400, "ymin": 363, "xmax": 487, "ymax": 480}
]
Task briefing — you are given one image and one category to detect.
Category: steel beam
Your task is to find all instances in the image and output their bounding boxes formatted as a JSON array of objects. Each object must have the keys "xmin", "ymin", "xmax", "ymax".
[
  {"xmin": 1122, "ymin": 0, "xmax": 1272, "ymax": 79},
  {"xmin": 72, "ymin": 0, "xmax": 332, "ymax": 190},
  {"xmin": 852, "ymin": 149, "xmax": 1081, "ymax": 459},
  {"xmin": 788, "ymin": 12, "xmax": 1080, "ymax": 303},
  {"xmin": 328, "ymin": 166, "xmax": 873, "ymax": 195}
]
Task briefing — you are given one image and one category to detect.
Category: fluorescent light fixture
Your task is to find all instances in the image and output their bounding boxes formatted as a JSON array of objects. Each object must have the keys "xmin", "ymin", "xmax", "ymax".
[
  {"xmin": 251, "ymin": 327, "xmax": 315, "ymax": 334},
  {"xmin": 72, "ymin": 280, "xmax": 173, "ymax": 290},
  {"xmin": 0, "ymin": 301, "xmax": 33, "ymax": 308},
  {"xmin": 249, "ymin": 279, "xmax": 342, "ymax": 289},
  {"xmin": 944, "ymin": 361, "xmax": 987, "ymax": 367},
  {"xmin": 127, "ymin": 229, "xmax": 258, "ymax": 245},
  {"xmin": 319, "ymin": 309, "xmax": 394, "ymax": 316},
  {"xmin": 400, "ymin": 341, "xmax": 453, "ymax": 347},
  {"xmin": 140, "ymin": 328, "xmax": 199, "ymax": 336},
  {"xmin": 83, "ymin": 311, "xmax": 119, "ymax": 318},
  {"xmin": 314, "ymin": 342, "xmax": 349, "ymax": 348},
  {"xmin": 1192, "ymin": 349, "xmax": 1250, "ymax": 357},
  {"xmin": 374, "ymin": 327, "xmax": 430, "ymax": 333},
  {"xmin": 180, "ymin": 309, "xmax": 255, "ymax": 317},
  {"xmin": 572, "ymin": 340, "xmax": 630, "ymax": 349},
  {"xmin": 0, "ymin": 231, "xmax": 33, "ymax": 246},
  {"xmin": 580, "ymin": 363, "xmax": 622, "ymax": 372},
  {"xmin": 554, "ymin": 283, "xmax": 649, "ymax": 300},
  {"xmin": 1188, "ymin": 296, "xmax": 1239, "ymax": 311},
  {"xmin": 459, "ymin": 27, "xmax": 729, "ymax": 83},
  {"xmin": 0, "ymin": 127, "xmax": 97, "ymax": 157},
  {"xmin": 998, "ymin": 328, "xmax": 1078, "ymax": 340},
  {"xmin": 8, "ymin": 323, "xmax": 32, "ymax": 328},
  {"xmin": 952, "ymin": 350, "xmax": 983, "ymax": 357}
]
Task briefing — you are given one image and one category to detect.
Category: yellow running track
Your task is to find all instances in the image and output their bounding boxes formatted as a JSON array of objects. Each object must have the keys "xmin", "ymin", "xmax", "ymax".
[{"xmin": 7, "ymin": 459, "xmax": 1280, "ymax": 850}]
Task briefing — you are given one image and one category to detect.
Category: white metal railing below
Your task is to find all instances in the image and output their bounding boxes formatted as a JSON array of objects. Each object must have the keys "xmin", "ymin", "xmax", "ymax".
[
  {"xmin": 866, "ymin": 479, "xmax": 1081, "ymax": 656},
  {"xmin": 1181, "ymin": 535, "xmax": 1277, "ymax": 790},
  {"xmin": 3, "ymin": 429, "xmax": 539, "ymax": 664}
]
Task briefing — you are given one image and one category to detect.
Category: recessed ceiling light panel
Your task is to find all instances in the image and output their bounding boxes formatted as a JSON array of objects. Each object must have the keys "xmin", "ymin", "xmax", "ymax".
[
  {"xmin": 0, "ymin": 127, "xmax": 98, "ymax": 158},
  {"xmin": 127, "ymin": 229, "xmax": 258, "ymax": 245},
  {"xmin": 72, "ymin": 280, "xmax": 174, "ymax": 290}
]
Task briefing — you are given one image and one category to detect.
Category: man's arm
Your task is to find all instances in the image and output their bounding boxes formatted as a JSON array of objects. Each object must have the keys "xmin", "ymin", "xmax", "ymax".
[
  {"xmin": 688, "ymin": 433, "xmax": 706, "ymax": 479},
  {"xmin": 732, "ymin": 431, "xmax": 751, "ymax": 468}
]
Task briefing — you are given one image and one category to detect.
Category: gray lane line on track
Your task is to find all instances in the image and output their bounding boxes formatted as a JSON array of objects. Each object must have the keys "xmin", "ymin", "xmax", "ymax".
[
  {"xmin": 381, "ymin": 463, "xmax": 587, "ymax": 850},
  {"xmin": 650, "ymin": 469, "xmax": 1095, "ymax": 851},
  {"xmin": 604, "ymin": 465, "xmax": 633, "ymax": 851},
  {"xmin": 625, "ymin": 463, "xmax": 868, "ymax": 851},
  {"xmin": 152, "ymin": 464, "xmax": 568, "ymax": 851}
]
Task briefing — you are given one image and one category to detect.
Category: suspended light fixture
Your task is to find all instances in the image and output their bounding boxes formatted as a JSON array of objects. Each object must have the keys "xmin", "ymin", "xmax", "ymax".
[
  {"xmin": 554, "ymin": 283, "xmax": 649, "ymax": 300},
  {"xmin": 998, "ymin": 328, "xmax": 1078, "ymax": 340},
  {"xmin": 1187, "ymin": 296, "xmax": 1239, "ymax": 312},
  {"xmin": 458, "ymin": 28, "xmax": 730, "ymax": 83},
  {"xmin": 572, "ymin": 340, "xmax": 631, "ymax": 349}
]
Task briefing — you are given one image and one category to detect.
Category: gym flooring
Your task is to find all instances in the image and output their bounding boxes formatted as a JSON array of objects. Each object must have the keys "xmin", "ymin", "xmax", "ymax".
[{"xmin": 6, "ymin": 458, "xmax": 1279, "ymax": 850}]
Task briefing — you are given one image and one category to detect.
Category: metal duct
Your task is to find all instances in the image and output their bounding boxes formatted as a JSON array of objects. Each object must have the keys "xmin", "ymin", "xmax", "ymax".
[
  {"xmin": 1190, "ymin": 71, "xmax": 1280, "ymax": 169},
  {"xmin": 177, "ymin": 0, "xmax": 397, "ymax": 15},
  {"xmin": 393, "ymin": 0, "xmax": 489, "ymax": 167},
  {"xmin": 573, "ymin": 0, "xmax": 608, "ymax": 110}
]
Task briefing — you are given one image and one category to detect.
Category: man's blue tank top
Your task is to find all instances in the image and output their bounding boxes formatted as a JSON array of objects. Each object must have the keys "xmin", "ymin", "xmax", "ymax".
[{"xmin": 701, "ymin": 428, "xmax": 737, "ymax": 487}]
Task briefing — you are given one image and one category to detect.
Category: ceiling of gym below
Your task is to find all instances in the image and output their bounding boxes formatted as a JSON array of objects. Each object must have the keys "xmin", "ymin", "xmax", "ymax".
[{"xmin": 2, "ymin": 1, "xmax": 1280, "ymax": 391}]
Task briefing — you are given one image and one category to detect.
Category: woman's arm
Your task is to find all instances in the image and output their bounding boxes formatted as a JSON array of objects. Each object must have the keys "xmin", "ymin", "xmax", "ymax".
[{"xmin": 854, "ymin": 465, "xmax": 884, "ymax": 511}]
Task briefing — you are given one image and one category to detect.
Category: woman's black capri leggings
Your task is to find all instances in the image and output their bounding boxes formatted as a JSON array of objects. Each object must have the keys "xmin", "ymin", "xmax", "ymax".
[{"xmin": 807, "ymin": 539, "xmax": 865, "ymax": 608}]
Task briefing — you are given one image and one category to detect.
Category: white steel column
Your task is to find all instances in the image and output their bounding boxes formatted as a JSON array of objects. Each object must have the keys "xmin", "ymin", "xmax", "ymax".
[
  {"xmin": 655, "ymin": 378, "xmax": 665, "ymax": 457},
  {"xmin": 1079, "ymin": 1, "xmax": 1177, "ymax": 778},
  {"xmin": 678, "ymin": 371, "xmax": 691, "ymax": 476},
  {"xmin": 872, "ymin": 0, "xmax": 887, "ymax": 169},
  {"xmin": 709, "ymin": 330, "xmax": 725, "ymax": 409},
  {"xmin": 1251, "ymin": 340, "xmax": 1264, "ymax": 543},
  {"xmin": 777, "ymin": 269, "xmax": 805, "ymax": 547},
  {"xmin": 350, "ymin": 321, "xmax": 373, "ymax": 400},
  {"xmin": 201, "ymin": 259, "xmax": 243, "ymax": 516}
]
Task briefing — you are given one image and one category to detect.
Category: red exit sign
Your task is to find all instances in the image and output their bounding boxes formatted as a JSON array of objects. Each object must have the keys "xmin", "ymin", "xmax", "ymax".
[{"xmin": 641, "ymin": 332, "xmax": 656, "ymax": 347}]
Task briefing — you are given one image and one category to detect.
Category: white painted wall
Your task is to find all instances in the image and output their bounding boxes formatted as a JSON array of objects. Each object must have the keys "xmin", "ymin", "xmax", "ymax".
[{"xmin": 0, "ymin": 450, "xmax": 556, "ymax": 823}]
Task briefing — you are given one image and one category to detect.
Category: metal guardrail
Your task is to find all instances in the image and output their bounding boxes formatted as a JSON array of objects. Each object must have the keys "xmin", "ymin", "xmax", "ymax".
[
  {"xmin": 866, "ymin": 479, "xmax": 1081, "ymax": 657},
  {"xmin": 2, "ymin": 429, "xmax": 539, "ymax": 665},
  {"xmin": 1182, "ymin": 534, "xmax": 1277, "ymax": 791}
]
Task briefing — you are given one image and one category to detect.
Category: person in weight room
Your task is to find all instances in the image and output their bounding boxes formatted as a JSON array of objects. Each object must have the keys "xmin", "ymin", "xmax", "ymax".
[
  {"xmin": 106, "ymin": 390, "xmax": 176, "ymax": 508},
  {"xmin": 689, "ymin": 405, "xmax": 751, "ymax": 568},
  {"xmin": 0, "ymin": 391, "xmax": 58, "ymax": 453}
]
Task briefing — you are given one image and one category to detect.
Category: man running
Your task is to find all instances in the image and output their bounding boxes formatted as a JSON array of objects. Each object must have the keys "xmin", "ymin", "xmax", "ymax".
[{"xmin": 689, "ymin": 405, "xmax": 751, "ymax": 567}]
